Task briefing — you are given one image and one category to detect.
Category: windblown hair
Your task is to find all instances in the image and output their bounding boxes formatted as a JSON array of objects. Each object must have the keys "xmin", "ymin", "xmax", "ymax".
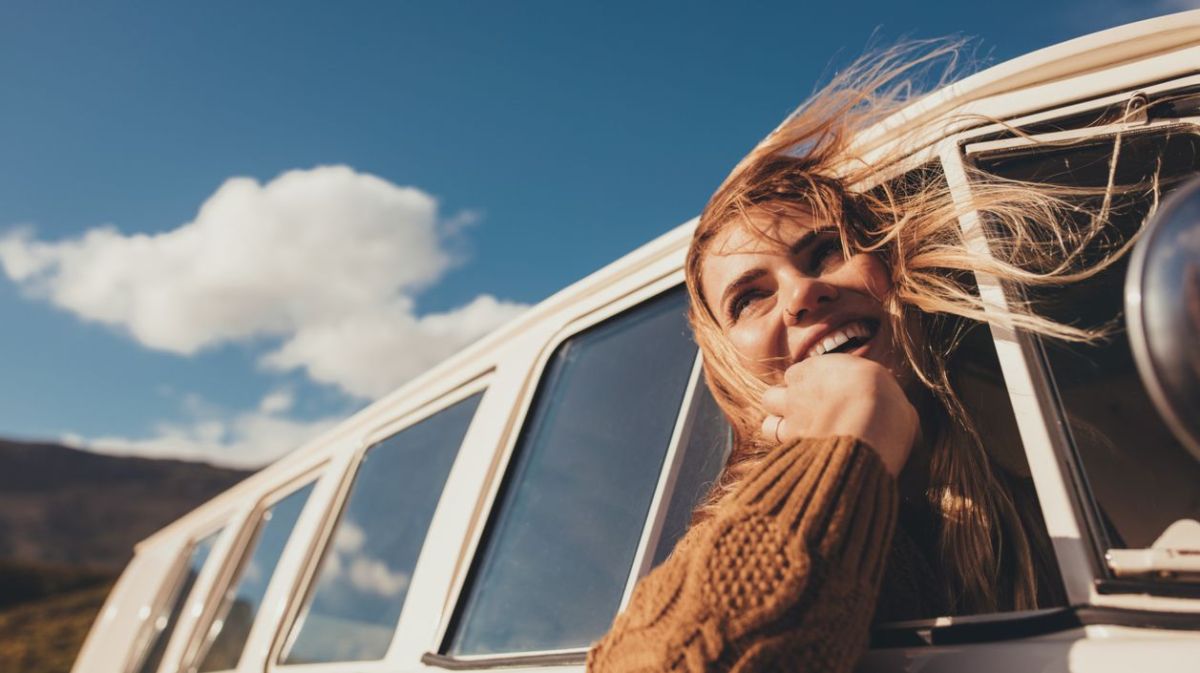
[{"xmin": 684, "ymin": 40, "xmax": 1135, "ymax": 614}]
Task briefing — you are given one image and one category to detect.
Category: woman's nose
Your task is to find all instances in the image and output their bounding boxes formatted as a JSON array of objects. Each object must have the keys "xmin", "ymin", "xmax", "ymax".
[{"xmin": 782, "ymin": 272, "xmax": 839, "ymax": 324}]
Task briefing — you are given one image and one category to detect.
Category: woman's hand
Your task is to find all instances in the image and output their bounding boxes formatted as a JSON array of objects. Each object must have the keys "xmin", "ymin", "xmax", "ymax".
[{"xmin": 760, "ymin": 354, "xmax": 918, "ymax": 477}]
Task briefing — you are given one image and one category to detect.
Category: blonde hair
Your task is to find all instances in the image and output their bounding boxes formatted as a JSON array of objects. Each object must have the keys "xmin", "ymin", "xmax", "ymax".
[{"xmin": 685, "ymin": 40, "xmax": 1133, "ymax": 614}]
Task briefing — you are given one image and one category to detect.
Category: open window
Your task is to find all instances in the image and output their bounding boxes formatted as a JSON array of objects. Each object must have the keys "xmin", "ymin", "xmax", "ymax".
[
  {"xmin": 833, "ymin": 155, "xmax": 1075, "ymax": 647},
  {"xmin": 967, "ymin": 100, "xmax": 1200, "ymax": 591}
]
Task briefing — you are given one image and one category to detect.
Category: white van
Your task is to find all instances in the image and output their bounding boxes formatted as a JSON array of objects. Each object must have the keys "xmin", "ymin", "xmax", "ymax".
[{"xmin": 73, "ymin": 11, "xmax": 1200, "ymax": 673}]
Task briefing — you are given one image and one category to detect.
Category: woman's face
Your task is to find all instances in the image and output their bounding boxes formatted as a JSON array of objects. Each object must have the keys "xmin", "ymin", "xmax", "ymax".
[{"xmin": 699, "ymin": 209, "xmax": 901, "ymax": 383}]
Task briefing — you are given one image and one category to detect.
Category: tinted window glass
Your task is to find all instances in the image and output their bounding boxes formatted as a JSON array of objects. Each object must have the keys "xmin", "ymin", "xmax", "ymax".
[
  {"xmin": 281, "ymin": 392, "xmax": 482, "ymax": 664},
  {"xmin": 131, "ymin": 530, "xmax": 221, "ymax": 673},
  {"xmin": 974, "ymin": 129, "xmax": 1200, "ymax": 549},
  {"xmin": 649, "ymin": 377, "xmax": 731, "ymax": 568},
  {"xmin": 448, "ymin": 288, "xmax": 695, "ymax": 656},
  {"xmin": 192, "ymin": 482, "xmax": 314, "ymax": 672}
]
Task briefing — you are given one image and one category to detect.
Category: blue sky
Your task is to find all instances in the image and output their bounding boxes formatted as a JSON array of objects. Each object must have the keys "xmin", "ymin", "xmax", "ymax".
[{"xmin": 0, "ymin": 1, "xmax": 1191, "ymax": 466}]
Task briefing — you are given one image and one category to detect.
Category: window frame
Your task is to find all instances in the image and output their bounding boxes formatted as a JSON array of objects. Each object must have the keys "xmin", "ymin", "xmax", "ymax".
[
  {"xmin": 855, "ymin": 76, "xmax": 1200, "ymax": 648},
  {"xmin": 427, "ymin": 271, "xmax": 703, "ymax": 668},
  {"xmin": 123, "ymin": 524, "xmax": 228, "ymax": 673},
  {"xmin": 134, "ymin": 508, "xmax": 246, "ymax": 673},
  {"xmin": 177, "ymin": 465, "xmax": 326, "ymax": 673},
  {"xmin": 937, "ymin": 137, "xmax": 1103, "ymax": 608},
  {"xmin": 830, "ymin": 145, "xmax": 1097, "ymax": 647},
  {"xmin": 266, "ymin": 373, "xmax": 493, "ymax": 673},
  {"xmin": 958, "ymin": 108, "xmax": 1200, "ymax": 600},
  {"xmin": 827, "ymin": 71, "xmax": 1200, "ymax": 665}
]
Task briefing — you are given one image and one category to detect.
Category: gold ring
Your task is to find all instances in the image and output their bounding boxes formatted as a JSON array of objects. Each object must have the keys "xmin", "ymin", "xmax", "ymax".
[{"xmin": 769, "ymin": 415, "xmax": 783, "ymax": 443}]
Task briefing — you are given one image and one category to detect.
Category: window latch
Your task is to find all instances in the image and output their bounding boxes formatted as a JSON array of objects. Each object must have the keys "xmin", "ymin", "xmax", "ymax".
[
  {"xmin": 1106, "ymin": 519, "xmax": 1200, "ymax": 579},
  {"xmin": 1121, "ymin": 91, "xmax": 1150, "ymax": 125}
]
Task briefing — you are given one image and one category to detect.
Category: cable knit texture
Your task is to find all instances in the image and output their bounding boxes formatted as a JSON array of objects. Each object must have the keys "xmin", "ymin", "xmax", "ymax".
[{"xmin": 587, "ymin": 436, "xmax": 897, "ymax": 673}]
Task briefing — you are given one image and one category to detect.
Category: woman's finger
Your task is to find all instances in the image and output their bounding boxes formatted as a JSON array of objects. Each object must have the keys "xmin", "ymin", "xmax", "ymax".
[
  {"xmin": 762, "ymin": 385, "xmax": 788, "ymax": 415},
  {"xmin": 760, "ymin": 414, "xmax": 786, "ymax": 444}
]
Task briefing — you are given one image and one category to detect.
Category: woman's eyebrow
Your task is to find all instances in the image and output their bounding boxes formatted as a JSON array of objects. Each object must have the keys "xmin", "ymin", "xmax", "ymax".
[
  {"xmin": 720, "ymin": 268, "xmax": 767, "ymax": 310},
  {"xmin": 716, "ymin": 229, "xmax": 832, "ymax": 314},
  {"xmin": 788, "ymin": 229, "xmax": 827, "ymax": 256}
]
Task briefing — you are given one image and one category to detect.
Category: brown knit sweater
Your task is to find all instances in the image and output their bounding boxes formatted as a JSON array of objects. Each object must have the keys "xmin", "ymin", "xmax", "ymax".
[{"xmin": 587, "ymin": 436, "xmax": 896, "ymax": 673}]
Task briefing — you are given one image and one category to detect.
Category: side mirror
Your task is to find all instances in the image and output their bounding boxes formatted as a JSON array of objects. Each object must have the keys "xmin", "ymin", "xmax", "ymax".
[{"xmin": 1126, "ymin": 175, "xmax": 1200, "ymax": 461}]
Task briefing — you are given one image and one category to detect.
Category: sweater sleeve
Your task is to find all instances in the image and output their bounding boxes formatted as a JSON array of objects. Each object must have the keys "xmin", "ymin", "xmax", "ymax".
[{"xmin": 586, "ymin": 436, "xmax": 897, "ymax": 673}]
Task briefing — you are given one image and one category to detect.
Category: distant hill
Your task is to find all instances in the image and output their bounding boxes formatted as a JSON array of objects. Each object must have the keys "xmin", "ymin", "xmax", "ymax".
[
  {"xmin": 0, "ymin": 438, "xmax": 252, "ymax": 571},
  {"xmin": 0, "ymin": 439, "xmax": 254, "ymax": 673},
  {"xmin": 0, "ymin": 560, "xmax": 113, "ymax": 611}
]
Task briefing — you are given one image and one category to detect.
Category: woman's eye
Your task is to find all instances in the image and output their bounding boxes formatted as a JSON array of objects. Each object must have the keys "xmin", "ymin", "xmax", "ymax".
[
  {"xmin": 809, "ymin": 239, "xmax": 844, "ymax": 274},
  {"xmin": 729, "ymin": 290, "xmax": 767, "ymax": 321}
]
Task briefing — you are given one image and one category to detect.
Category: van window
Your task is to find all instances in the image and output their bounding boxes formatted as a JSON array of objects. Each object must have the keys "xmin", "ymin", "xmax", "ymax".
[
  {"xmin": 190, "ymin": 481, "xmax": 315, "ymax": 672},
  {"xmin": 280, "ymin": 392, "xmax": 483, "ymax": 665},
  {"xmin": 972, "ymin": 127, "xmax": 1200, "ymax": 551},
  {"xmin": 129, "ymin": 529, "xmax": 221, "ymax": 673},
  {"xmin": 446, "ymin": 287, "xmax": 695, "ymax": 656},
  {"xmin": 648, "ymin": 376, "xmax": 731, "ymax": 568}
]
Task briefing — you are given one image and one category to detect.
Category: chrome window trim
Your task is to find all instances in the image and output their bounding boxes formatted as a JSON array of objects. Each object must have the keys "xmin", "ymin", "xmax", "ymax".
[{"xmin": 422, "ymin": 649, "xmax": 587, "ymax": 669}]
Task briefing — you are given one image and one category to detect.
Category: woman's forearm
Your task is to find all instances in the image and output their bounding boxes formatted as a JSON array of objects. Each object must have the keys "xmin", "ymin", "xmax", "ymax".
[{"xmin": 587, "ymin": 435, "xmax": 897, "ymax": 673}]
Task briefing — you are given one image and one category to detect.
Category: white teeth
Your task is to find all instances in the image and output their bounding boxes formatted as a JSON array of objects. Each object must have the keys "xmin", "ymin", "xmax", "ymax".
[
  {"xmin": 821, "ymin": 334, "xmax": 842, "ymax": 353},
  {"xmin": 806, "ymin": 321, "xmax": 872, "ymax": 358}
]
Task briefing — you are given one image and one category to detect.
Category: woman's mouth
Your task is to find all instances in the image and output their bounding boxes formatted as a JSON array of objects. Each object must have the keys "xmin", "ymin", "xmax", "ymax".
[{"xmin": 805, "ymin": 319, "xmax": 880, "ymax": 359}]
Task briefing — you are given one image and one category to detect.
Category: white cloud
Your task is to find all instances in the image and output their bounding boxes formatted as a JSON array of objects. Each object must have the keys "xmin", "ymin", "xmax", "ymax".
[
  {"xmin": 347, "ymin": 557, "xmax": 410, "ymax": 598},
  {"xmin": 0, "ymin": 165, "xmax": 526, "ymax": 399},
  {"xmin": 318, "ymin": 520, "xmax": 410, "ymax": 598},
  {"xmin": 334, "ymin": 521, "xmax": 367, "ymax": 554},
  {"xmin": 258, "ymin": 388, "xmax": 295, "ymax": 415},
  {"xmin": 61, "ymin": 390, "xmax": 339, "ymax": 467},
  {"xmin": 262, "ymin": 294, "xmax": 526, "ymax": 398}
]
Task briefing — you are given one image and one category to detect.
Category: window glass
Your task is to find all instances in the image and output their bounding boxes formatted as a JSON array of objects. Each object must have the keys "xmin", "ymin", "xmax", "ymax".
[
  {"xmin": 447, "ymin": 287, "xmax": 695, "ymax": 656},
  {"xmin": 649, "ymin": 376, "xmax": 731, "ymax": 568},
  {"xmin": 130, "ymin": 530, "xmax": 221, "ymax": 673},
  {"xmin": 973, "ymin": 128, "xmax": 1200, "ymax": 550},
  {"xmin": 280, "ymin": 392, "xmax": 483, "ymax": 665},
  {"xmin": 191, "ymin": 482, "xmax": 314, "ymax": 672}
]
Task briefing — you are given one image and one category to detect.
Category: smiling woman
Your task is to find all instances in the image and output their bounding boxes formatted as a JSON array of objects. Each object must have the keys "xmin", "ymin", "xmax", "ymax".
[{"xmin": 585, "ymin": 40, "xmax": 1125, "ymax": 672}]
